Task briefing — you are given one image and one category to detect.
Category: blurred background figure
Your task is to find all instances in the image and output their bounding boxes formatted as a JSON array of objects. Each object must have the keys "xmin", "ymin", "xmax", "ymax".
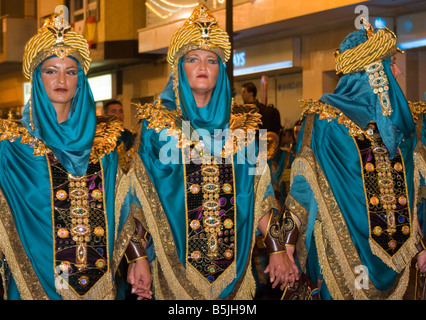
[{"xmin": 103, "ymin": 100, "xmax": 135, "ymax": 173}]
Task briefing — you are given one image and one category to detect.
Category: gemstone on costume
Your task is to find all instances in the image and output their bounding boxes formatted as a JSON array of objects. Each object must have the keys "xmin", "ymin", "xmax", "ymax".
[
  {"xmin": 91, "ymin": 189, "xmax": 102, "ymax": 200},
  {"xmin": 190, "ymin": 184, "xmax": 200, "ymax": 194},
  {"xmin": 56, "ymin": 190, "xmax": 68, "ymax": 200},
  {"xmin": 207, "ymin": 265, "xmax": 217, "ymax": 274},
  {"xmin": 365, "ymin": 163, "xmax": 375, "ymax": 172},
  {"xmin": 202, "ymin": 166, "xmax": 218, "ymax": 176},
  {"xmin": 402, "ymin": 225, "xmax": 410, "ymax": 235},
  {"xmin": 203, "ymin": 200, "xmax": 219, "ymax": 211},
  {"xmin": 394, "ymin": 163, "xmax": 403, "ymax": 172},
  {"xmin": 190, "ymin": 219, "xmax": 201, "ymax": 230},
  {"xmin": 79, "ymin": 276, "xmax": 89, "ymax": 287},
  {"xmin": 204, "ymin": 216, "xmax": 220, "ymax": 227},
  {"xmin": 191, "ymin": 251, "xmax": 202, "ymax": 261},
  {"xmin": 57, "ymin": 228, "xmax": 69, "ymax": 238},
  {"xmin": 71, "ymin": 207, "xmax": 88, "ymax": 216},
  {"xmin": 223, "ymin": 218, "xmax": 233, "ymax": 229},
  {"xmin": 224, "ymin": 249, "xmax": 233, "ymax": 260},
  {"xmin": 93, "ymin": 226, "xmax": 105, "ymax": 237},
  {"xmin": 70, "ymin": 188, "xmax": 87, "ymax": 199},
  {"xmin": 388, "ymin": 239, "xmax": 397, "ymax": 250},
  {"xmin": 398, "ymin": 196, "xmax": 407, "ymax": 206},
  {"xmin": 203, "ymin": 183, "xmax": 219, "ymax": 193},
  {"xmin": 72, "ymin": 225, "xmax": 89, "ymax": 236},
  {"xmin": 370, "ymin": 196, "xmax": 379, "ymax": 206},
  {"xmin": 223, "ymin": 183, "xmax": 232, "ymax": 193},
  {"xmin": 373, "ymin": 226, "xmax": 382, "ymax": 236},
  {"xmin": 95, "ymin": 259, "xmax": 106, "ymax": 269}
]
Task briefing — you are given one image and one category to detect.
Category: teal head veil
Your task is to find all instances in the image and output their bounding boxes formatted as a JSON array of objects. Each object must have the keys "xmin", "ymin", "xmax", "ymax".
[
  {"xmin": 20, "ymin": 56, "xmax": 96, "ymax": 176},
  {"xmin": 158, "ymin": 55, "xmax": 231, "ymax": 155},
  {"xmin": 320, "ymin": 29, "xmax": 415, "ymax": 159}
]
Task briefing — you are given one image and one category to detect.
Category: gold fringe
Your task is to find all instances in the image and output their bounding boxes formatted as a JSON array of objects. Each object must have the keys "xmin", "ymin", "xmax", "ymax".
[
  {"xmin": 369, "ymin": 236, "xmax": 419, "ymax": 273},
  {"xmin": 186, "ymin": 263, "xmax": 236, "ymax": 300}
]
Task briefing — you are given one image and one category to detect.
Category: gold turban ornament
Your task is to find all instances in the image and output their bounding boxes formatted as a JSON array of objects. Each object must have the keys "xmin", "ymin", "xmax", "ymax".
[
  {"xmin": 334, "ymin": 18, "xmax": 401, "ymax": 75},
  {"xmin": 22, "ymin": 11, "xmax": 91, "ymax": 80},
  {"xmin": 22, "ymin": 11, "xmax": 91, "ymax": 129},
  {"xmin": 166, "ymin": 4, "xmax": 231, "ymax": 67}
]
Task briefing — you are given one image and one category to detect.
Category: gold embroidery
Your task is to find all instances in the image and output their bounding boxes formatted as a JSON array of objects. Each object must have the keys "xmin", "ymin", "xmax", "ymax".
[
  {"xmin": 301, "ymin": 99, "xmax": 377, "ymax": 140},
  {"xmin": 409, "ymin": 101, "xmax": 426, "ymax": 122}
]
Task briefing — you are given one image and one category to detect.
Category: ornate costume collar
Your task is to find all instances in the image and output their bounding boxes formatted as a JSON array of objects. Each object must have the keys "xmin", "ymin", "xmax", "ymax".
[
  {"xmin": 135, "ymin": 99, "xmax": 261, "ymax": 158},
  {"xmin": 0, "ymin": 114, "xmax": 122, "ymax": 164}
]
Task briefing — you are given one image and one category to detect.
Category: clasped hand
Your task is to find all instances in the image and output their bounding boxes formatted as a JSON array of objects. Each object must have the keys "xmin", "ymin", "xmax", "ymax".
[
  {"xmin": 127, "ymin": 258, "xmax": 153, "ymax": 300},
  {"xmin": 264, "ymin": 247, "xmax": 299, "ymax": 290}
]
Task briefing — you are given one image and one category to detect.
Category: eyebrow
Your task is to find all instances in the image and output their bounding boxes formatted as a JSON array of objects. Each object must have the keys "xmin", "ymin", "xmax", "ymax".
[
  {"xmin": 41, "ymin": 64, "xmax": 78, "ymax": 69},
  {"xmin": 185, "ymin": 53, "xmax": 217, "ymax": 59}
]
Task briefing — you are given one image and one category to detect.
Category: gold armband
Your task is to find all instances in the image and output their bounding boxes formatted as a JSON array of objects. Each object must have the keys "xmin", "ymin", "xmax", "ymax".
[
  {"xmin": 125, "ymin": 218, "xmax": 149, "ymax": 263},
  {"xmin": 417, "ymin": 237, "xmax": 426, "ymax": 255},
  {"xmin": 263, "ymin": 212, "xmax": 287, "ymax": 255},
  {"xmin": 284, "ymin": 211, "xmax": 299, "ymax": 247}
]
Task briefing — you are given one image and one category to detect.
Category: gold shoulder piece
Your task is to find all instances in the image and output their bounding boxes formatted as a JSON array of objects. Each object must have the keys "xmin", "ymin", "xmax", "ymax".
[
  {"xmin": 301, "ymin": 99, "xmax": 368, "ymax": 139},
  {"xmin": 229, "ymin": 103, "xmax": 262, "ymax": 131},
  {"xmin": 220, "ymin": 103, "xmax": 263, "ymax": 158},
  {"xmin": 266, "ymin": 131, "xmax": 279, "ymax": 160},
  {"xmin": 409, "ymin": 101, "xmax": 426, "ymax": 122},
  {"xmin": 134, "ymin": 98, "xmax": 182, "ymax": 133},
  {"xmin": 90, "ymin": 116, "xmax": 123, "ymax": 163},
  {"xmin": 0, "ymin": 113, "xmax": 49, "ymax": 156}
]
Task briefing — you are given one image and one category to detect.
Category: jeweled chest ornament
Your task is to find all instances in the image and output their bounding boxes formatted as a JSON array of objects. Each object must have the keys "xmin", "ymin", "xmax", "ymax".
[
  {"xmin": 186, "ymin": 153, "xmax": 236, "ymax": 285},
  {"xmin": 49, "ymin": 154, "xmax": 108, "ymax": 297},
  {"xmin": 354, "ymin": 123, "xmax": 411, "ymax": 256}
]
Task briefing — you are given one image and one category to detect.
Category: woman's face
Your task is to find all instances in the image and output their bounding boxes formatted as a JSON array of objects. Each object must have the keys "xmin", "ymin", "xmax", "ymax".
[
  {"xmin": 40, "ymin": 57, "xmax": 79, "ymax": 110},
  {"xmin": 183, "ymin": 50, "xmax": 220, "ymax": 96}
]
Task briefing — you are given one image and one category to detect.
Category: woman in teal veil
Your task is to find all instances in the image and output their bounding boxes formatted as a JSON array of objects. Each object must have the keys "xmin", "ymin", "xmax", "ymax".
[
  {"xmin": 125, "ymin": 4, "xmax": 299, "ymax": 300},
  {"xmin": 0, "ymin": 13, "xmax": 146, "ymax": 300}
]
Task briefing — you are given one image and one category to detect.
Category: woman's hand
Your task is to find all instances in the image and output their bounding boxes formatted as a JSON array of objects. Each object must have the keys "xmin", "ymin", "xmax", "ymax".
[
  {"xmin": 417, "ymin": 251, "xmax": 426, "ymax": 273},
  {"xmin": 127, "ymin": 258, "xmax": 153, "ymax": 300},
  {"xmin": 264, "ymin": 248, "xmax": 299, "ymax": 290}
]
